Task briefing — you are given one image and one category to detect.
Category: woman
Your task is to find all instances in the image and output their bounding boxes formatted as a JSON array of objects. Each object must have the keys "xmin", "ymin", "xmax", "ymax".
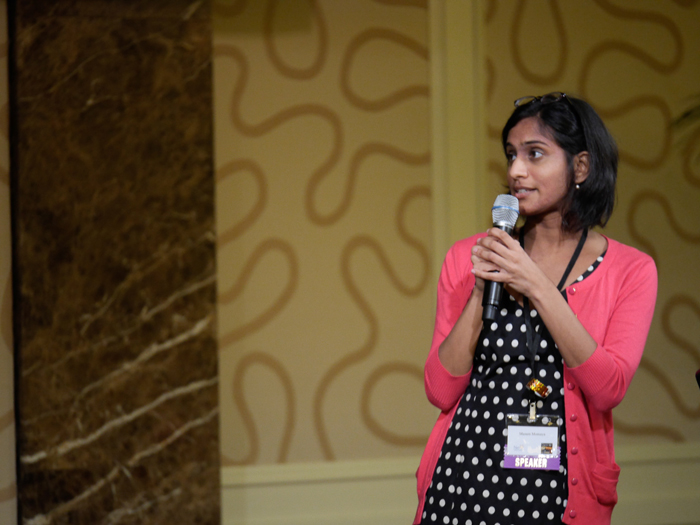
[{"xmin": 414, "ymin": 93, "xmax": 657, "ymax": 525}]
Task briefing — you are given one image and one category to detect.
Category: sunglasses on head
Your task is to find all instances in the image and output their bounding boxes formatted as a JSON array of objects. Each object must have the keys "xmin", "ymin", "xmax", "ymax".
[{"xmin": 514, "ymin": 91, "xmax": 567, "ymax": 107}]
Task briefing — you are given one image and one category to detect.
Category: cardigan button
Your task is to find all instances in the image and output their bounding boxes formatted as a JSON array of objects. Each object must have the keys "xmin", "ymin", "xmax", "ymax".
[
  {"xmin": 569, "ymin": 510, "xmax": 577, "ymax": 518},
  {"xmin": 572, "ymin": 477, "xmax": 579, "ymax": 485},
  {"xmin": 567, "ymin": 382, "xmax": 575, "ymax": 390},
  {"xmin": 570, "ymin": 414, "xmax": 578, "ymax": 422},
  {"xmin": 571, "ymin": 447, "xmax": 579, "ymax": 455},
  {"xmin": 570, "ymin": 287, "xmax": 577, "ymax": 295}
]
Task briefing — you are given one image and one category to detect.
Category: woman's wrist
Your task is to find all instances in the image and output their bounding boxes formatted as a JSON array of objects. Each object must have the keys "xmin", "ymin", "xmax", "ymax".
[
  {"xmin": 470, "ymin": 281, "xmax": 485, "ymax": 301},
  {"xmin": 525, "ymin": 271, "xmax": 558, "ymax": 309},
  {"xmin": 438, "ymin": 283, "xmax": 484, "ymax": 375}
]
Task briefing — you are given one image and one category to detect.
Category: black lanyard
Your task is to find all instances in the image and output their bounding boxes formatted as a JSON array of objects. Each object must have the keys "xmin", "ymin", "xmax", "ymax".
[{"xmin": 519, "ymin": 228, "xmax": 588, "ymax": 381}]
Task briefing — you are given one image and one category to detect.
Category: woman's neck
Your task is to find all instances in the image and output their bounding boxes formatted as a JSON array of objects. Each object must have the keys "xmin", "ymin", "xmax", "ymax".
[{"xmin": 521, "ymin": 217, "xmax": 583, "ymax": 255}]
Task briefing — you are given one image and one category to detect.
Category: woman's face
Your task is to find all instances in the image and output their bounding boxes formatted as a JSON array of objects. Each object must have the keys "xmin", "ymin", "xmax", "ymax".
[{"xmin": 504, "ymin": 117, "xmax": 571, "ymax": 221}]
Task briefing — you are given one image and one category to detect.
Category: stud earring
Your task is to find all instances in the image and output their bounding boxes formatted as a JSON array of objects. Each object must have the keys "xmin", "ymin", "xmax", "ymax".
[{"xmin": 576, "ymin": 184, "xmax": 580, "ymax": 190}]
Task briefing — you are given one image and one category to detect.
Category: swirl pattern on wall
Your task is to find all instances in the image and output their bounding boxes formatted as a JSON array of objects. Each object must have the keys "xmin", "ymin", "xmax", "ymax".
[
  {"xmin": 575, "ymin": 1, "xmax": 684, "ymax": 170},
  {"xmin": 308, "ymin": 142, "xmax": 429, "ymax": 226},
  {"xmin": 229, "ymin": 352, "xmax": 296, "ymax": 464},
  {"xmin": 218, "ymin": 238, "xmax": 299, "ymax": 348},
  {"xmin": 680, "ymin": 124, "xmax": 700, "ymax": 187},
  {"xmin": 314, "ymin": 185, "xmax": 430, "ymax": 459},
  {"xmin": 360, "ymin": 361, "xmax": 426, "ymax": 446},
  {"xmin": 265, "ymin": 0, "xmax": 328, "ymax": 80},
  {"xmin": 487, "ymin": 0, "xmax": 700, "ymax": 443},
  {"xmin": 216, "ymin": 159, "xmax": 268, "ymax": 245},
  {"xmin": 511, "ymin": 0, "xmax": 567, "ymax": 86},
  {"xmin": 340, "ymin": 28, "xmax": 428, "ymax": 112},
  {"xmin": 627, "ymin": 190, "xmax": 700, "ymax": 262},
  {"xmin": 214, "ymin": 0, "xmax": 433, "ymax": 464}
]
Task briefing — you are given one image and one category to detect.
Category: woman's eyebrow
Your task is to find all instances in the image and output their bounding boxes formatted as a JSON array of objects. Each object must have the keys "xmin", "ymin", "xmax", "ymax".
[{"xmin": 506, "ymin": 139, "xmax": 549, "ymax": 148}]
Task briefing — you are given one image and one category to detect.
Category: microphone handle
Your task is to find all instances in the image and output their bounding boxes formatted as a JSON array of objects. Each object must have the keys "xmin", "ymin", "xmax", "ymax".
[{"xmin": 481, "ymin": 223, "xmax": 514, "ymax": 322}]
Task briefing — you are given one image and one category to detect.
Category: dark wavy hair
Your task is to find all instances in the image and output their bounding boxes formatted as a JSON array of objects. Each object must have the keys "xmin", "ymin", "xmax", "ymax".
[{"xmin": 501, "ymin": 94, "xmax": 618, "ymax": 233}]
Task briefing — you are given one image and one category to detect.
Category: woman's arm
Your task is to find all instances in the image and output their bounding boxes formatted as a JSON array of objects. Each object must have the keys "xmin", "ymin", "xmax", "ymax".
[
  {"xmin": 526, "ymin": 272, "xmax": 598, "ymax": 368},
  {"xmin": 424, "ymin": 237, "xmax": 485, "ymax": 411},
  {"xmin": 437, "ymin": 286, "xmax": 484, "ymax": 376},
  {"xmin": 566, "ymin": 255, "xmax": 657, "ymax": 411}
]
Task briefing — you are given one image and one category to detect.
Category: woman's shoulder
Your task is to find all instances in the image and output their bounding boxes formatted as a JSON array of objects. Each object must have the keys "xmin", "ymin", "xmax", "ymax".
[
  {"xmin": 448, "ymin": 232, "xmax": 488, "ymax": 255},
  {"xmin": 603, "ymin": 236, "xmax": 657, "ymax": 276},
  {"xmin": 443, "ymin": 232, "xmax": 488, "ymax": 266}
]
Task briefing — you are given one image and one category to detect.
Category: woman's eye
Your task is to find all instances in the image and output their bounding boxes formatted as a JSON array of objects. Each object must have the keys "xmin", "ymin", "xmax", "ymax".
[
  {"xmin": 505, "ymin": 152, "xmax": 516, "ymax": 162},
  {"xmin": 529, "ymin": 150, "xmax": 543, "ymax": 159}
]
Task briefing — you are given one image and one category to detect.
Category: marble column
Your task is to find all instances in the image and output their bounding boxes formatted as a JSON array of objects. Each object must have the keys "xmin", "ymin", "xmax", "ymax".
[{"xmin": 11, "ymin": 1, "xmax": 220, "ymax": 523}]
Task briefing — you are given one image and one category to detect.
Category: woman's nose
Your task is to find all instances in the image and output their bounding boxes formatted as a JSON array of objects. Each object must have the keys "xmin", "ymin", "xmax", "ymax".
[{"xmin": 508, "ymin": 156, "xmax": 527, "ymax": 179}]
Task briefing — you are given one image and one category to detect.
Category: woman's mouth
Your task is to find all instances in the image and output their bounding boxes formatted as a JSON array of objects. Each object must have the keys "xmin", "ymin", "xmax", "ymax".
[{"xmin": 513, "ymin": 188, "xmax": 533, "ymax": 197}]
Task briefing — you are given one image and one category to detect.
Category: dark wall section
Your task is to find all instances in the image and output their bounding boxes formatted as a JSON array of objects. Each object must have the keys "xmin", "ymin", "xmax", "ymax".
[{"xmin": 11, "ymin": 1, "xmax": 220, "ymax": 523}]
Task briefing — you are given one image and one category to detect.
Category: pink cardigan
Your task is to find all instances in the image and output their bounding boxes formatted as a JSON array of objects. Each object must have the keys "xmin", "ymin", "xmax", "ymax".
[{"xmin": 414, "ymin": 233, "xmax": 657, "ymax": 525}]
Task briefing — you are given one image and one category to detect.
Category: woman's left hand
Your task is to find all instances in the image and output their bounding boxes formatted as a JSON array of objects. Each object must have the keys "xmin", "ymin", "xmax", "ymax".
[{"xmin": 471, "ymin": 228, "xmax": 548, "ymax": 299}]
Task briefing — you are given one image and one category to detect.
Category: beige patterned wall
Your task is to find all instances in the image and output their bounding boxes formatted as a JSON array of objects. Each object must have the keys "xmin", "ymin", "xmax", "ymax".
[
  {"xmin": 215, "ymin": 0, "xmax": 700, "ymax": 469},
  {"xmin": 0, "ymin": 0, "xmax": 16, "ymax": 522},
  {"xmin": 483, "ymin": 0, "xmax": 700, "ymax": 444},
  {"xmin": 214, "ymin": 0, "xmax": 436, "ymax": 464}
]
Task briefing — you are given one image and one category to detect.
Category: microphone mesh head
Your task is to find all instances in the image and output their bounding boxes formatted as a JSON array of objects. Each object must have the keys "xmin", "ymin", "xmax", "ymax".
[{"xmin": 492, "ymin": 194, "xmax": 519, "ymax": 228}]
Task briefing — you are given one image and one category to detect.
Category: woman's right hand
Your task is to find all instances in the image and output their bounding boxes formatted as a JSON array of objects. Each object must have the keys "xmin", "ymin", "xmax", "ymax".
[{"xmin": 471, "ymin": 241, "xmax": 502, "ymax": 294}]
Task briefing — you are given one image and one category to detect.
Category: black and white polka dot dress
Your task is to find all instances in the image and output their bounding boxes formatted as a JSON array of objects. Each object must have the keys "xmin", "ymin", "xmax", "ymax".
[{"xmin": 420, "ymin": 253, "xmax": 605, "ymax": 525}]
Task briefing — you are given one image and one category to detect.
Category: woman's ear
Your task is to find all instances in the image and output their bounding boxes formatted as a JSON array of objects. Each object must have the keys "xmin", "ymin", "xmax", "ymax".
[{"xmin": 574, "ymin": 151, "xmax": 590, "ymax": 184}]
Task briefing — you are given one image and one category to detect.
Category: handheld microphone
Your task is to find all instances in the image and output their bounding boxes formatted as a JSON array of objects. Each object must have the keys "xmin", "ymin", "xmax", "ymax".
[{"xmin": 482, "ymin": 194, "xmax": 519, "ymax": 322}]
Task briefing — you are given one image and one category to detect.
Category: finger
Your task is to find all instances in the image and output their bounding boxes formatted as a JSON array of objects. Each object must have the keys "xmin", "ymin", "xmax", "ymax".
[
  {"xmin": 472, "ymin": 247, "xmax": 503, "ymax": 269},
  {"xmin": 472, "ymin": 244, "xmax": 495, "ymax": 265},
  {"xmin": 473, "ymin": 242, "xmax": 510, "ymax": 267},
  {"xmin": 487, "ymin": 227, "xmax": 518, "ymax": 247},
  {"xmin": 473, "ymin": 262, "xmax": 502, "ymax": 275},
  {"xmin": 480, "ymin": 235, "xmax": 522, "ymax": 265},
  {"xmin": 472, "ymin": 266, "xmax": 508, "ymax": 282},
  {"xmin": 478, "ymin": 234, "xmax": 511, "ymax": 253},
  {"xmin": 471, "ymin": 252, "xmax": 501, "ymax": 273}
]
